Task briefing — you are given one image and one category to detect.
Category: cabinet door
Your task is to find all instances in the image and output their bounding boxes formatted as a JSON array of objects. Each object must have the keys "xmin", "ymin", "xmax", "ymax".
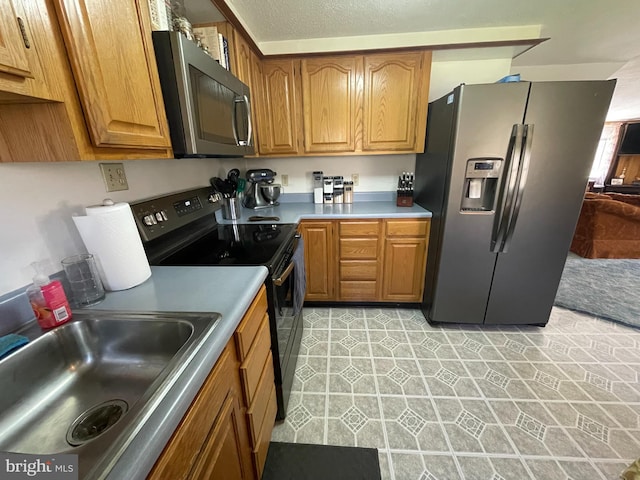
[
  {"xmin": 300, "ymin": 221, "xmax": 334, "ymax": 301},
  {"xmin": 363, "ymin": 51, "xmax": 431, "ymax": 152},
  {"xmin": 382, "ymin": 238, "xmax": 428, "ymax": 302},
  {"xmin": 54, "ymin": 0, "xmax": 171, "ymax": 150},
  {"xmin": 248, "ymin": 49, "xmax": 262, "ymax": 153},
  {"xmin": 232, "ymin": 29, "xmax": 253, "ymax": 88},
  {"xmin": 0, "ymin": 0, "xmax": 31, "ymax": 79},
  {"xmin": 301, "ymin": 56, "xmax": 361, "ymax": 153},
  {"xmin": 148, "ymin": 343, "xmax": 254, "ymax": 480},
  {"xmin": 255, "ymin": 59, "xmax": 301, "ymax": 155},
  {"xmin": 189, "ymin": 394, "xmax": 251, "ymax": 480}
]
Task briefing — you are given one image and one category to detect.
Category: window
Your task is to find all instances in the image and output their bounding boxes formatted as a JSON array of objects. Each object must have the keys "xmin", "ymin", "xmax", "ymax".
[{"xmin": 589, "ymin": 122, "xmax": 622, "ymax": 185}]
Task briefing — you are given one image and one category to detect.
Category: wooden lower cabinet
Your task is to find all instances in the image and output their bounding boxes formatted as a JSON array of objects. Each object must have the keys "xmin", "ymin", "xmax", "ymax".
[
  {"xmin": 338, "ymin": 220, "xmax": 382, "ymax": 301},
  {"xmin": 301, "ymin": 218, "xmax": 429, "ymax": 303},
  {"xmin": 149, "ymin": 285, "xmax": 275, "ymax": 480},
  {"xmin": 381, "ymin": 219, "xmax": 430, "ymax": 302},
  {"xmin": 148, "ymin": 342, "xmax": 253, "ymax": 480},
  {"xmin": 299, "ymin": 220, "xmax": 334, "ymax": 301}
]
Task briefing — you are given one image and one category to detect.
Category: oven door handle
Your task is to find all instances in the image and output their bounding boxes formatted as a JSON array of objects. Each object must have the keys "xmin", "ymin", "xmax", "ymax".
[{"xmin": 273, "ymin": 262, "xmax": 294, "ymax": 286}]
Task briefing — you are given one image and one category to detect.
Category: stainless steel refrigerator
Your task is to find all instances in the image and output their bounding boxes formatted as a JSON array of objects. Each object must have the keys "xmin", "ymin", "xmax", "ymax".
[{"xmin": 414, "ymin": 81, "xmax": 615, "ymax": 325}]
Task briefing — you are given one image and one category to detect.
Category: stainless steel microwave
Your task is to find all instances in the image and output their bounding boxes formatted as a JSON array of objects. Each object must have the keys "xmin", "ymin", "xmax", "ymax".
[{"xmin": 152, "ymin": 31, "xmax": 254, "ymax": 157}]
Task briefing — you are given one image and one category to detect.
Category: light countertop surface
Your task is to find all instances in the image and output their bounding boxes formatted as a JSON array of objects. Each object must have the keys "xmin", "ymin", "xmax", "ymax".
[{"xmin": 216, "ymin": 200, "xmax": 432, "ymax": 225}]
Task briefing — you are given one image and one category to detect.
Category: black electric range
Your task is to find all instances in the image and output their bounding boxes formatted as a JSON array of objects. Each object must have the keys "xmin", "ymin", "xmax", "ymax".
[{"xmin": 131, "ymin": 187, "xmax": 304, "ymax": 420}]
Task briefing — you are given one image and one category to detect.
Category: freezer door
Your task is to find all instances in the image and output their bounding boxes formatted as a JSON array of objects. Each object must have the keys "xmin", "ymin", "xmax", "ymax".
[
  {"xmin": 430, "ymin": 83, "xmax": 530, "ymax": 324},
  {"xmin": 485, "ymin": 80, "xmax": 615, "ymax": 325}
]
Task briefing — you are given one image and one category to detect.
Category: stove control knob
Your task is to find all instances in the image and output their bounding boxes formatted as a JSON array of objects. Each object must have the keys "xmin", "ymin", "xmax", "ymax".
[
  {"xmin": 143, "ymin": 215, "xmax": 154, "ymax": 226},
  {"xmin": 155, "ymin": 212, "xmax": 164, "ymax": 222},
  {"xmin": 160, "ymin": 210, "xmax": 169, "ymax": 221}
]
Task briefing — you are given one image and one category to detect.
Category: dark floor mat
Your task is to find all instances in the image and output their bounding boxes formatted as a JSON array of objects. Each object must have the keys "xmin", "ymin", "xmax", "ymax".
[{"xmin": 261, "ymin": 442, "xmax": 381, "ymax": 480}]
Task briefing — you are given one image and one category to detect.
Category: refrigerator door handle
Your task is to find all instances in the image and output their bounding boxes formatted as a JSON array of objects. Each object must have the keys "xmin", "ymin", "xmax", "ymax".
[
  {"xmin": 491, "ymin": 124, "xmax": 525, "ymax": 253},
  {"xmin": 501, "ymin": 124, "xmax": 534, "ymax": 252}
]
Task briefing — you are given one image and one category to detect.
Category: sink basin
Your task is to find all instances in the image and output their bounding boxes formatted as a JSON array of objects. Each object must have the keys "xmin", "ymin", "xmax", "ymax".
[{"xmin": 0, "ymin": 310, "xmax": 220, "ymax": 478}]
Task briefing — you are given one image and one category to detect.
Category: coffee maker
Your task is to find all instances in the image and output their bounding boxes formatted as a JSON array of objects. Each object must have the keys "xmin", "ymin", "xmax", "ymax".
[{"xmin": 243, "ymin": 169, "xmax": 277, "ymax": 209}]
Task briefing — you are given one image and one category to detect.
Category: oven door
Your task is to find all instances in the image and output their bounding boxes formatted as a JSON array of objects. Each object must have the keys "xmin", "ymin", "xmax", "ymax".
[{"xmin": 270, "ymin": 236, "xmax": 304, "ymax": 419}]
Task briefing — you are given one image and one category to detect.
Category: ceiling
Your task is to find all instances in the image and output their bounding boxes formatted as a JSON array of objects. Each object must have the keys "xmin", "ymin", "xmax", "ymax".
[{"xmin": 186, "ymin": 0, "xmax": 640, "ymax": 121}]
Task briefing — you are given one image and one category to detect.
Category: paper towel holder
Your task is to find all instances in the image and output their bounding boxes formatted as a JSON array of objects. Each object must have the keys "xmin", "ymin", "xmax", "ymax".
[{"xmin": 461, "ymin": 158, "xmax": 503, "ymax": 212}]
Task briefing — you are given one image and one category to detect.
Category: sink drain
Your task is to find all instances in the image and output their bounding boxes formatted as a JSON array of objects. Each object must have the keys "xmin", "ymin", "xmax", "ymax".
[{"xmin": 66, "ymin": 399, "xmax": 128, "ymax": 446}]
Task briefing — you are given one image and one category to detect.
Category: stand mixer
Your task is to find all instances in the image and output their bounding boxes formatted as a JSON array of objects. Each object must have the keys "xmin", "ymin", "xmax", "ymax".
[{"xmin": 243, "ymin": 169, "xmax": 280, "ymax": 209}]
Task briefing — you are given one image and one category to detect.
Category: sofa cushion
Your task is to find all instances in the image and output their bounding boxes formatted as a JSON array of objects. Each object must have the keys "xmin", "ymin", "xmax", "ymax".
[{"xmin": 605, "ymin": 192, "xmax": 640, "ymax": 207}]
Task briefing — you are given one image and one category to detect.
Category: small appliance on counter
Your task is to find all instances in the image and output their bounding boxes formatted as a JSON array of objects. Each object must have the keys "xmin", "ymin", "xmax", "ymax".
[{"xmin": 243, "ymin": 169, "xmax": 278, "ymax": 209}]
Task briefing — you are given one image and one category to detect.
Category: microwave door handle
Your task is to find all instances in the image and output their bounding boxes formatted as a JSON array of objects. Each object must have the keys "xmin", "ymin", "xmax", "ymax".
[
  {"xmin": 243, "ymin": 94, "xmax": 252, "ymax": 147},
  {"xmin": 233, "ymin": 95, "xmax": 251, "ymax": 146},
  {"xmin": 231, "ymin": 96, "xmax": 240, "ymax": 145}
]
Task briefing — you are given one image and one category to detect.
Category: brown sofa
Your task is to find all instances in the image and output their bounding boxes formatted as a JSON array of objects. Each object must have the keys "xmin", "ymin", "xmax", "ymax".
[{"xmin": 570, "ymin": 192, "xmax": 640, "ymax": 258}]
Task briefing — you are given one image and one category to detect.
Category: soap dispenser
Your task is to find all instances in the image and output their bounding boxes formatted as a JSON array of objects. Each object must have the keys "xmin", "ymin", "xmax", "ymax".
[{"xmin": 26, "ymin": 262, "xmax": 72, "ymax": 329}]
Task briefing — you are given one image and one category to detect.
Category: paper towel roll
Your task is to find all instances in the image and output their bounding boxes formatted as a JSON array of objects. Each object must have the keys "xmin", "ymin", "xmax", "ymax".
[{"xmin": 73, "ymin": 202, "xmax": 151, "ymax": 291}]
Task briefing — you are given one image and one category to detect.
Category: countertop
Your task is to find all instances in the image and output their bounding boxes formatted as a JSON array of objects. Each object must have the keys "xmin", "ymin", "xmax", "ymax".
[
  {"xmin": 85, "ymin": 265, "xmax": 269, "ymax": 480},
  {"xmin": 216, "ymin": 200, "xmax": 432, "ymax": 225}
]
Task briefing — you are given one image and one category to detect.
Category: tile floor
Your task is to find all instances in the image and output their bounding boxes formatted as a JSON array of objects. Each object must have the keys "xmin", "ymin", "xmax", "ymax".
[{"xmin": 270, "ymin": 307, "xmax": 640, "ymax": 479}]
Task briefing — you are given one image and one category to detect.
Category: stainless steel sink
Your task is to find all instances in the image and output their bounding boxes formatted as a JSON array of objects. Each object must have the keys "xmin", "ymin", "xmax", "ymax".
[{"xmin": 0, "ymin": 310, "xmax": 220, "ymax": 478}]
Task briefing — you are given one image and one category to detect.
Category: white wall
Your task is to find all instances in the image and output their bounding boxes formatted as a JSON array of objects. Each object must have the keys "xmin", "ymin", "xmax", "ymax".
[
  {"xmin": 231, "ymin": 154, "xmax": 416, "ymax": 193},
  {"xmin": 0, "ymin": 159, "xmax": 228, "ymax": 295},
  {"xmin": 430, "ymin": 58, "xmax": 513, "ymax": 101}
]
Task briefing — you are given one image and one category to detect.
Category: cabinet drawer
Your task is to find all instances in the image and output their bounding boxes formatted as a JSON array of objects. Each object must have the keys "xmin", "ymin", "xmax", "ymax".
[
  {"xmin": 240, "ymin": 313, "xmax": 271, "ymax": 405},
  {"xmin": 386, "ymin": 219, "xmax": 429, "ymax": 237},
  {"xmin": 340, "ymin": 260, "xmax": 378, "ymax": 280},
  {"xmin": 235, "ymin": 285, "xmax": 268, "ymax": 360},
  {"xmin": 247, "ymin": 352, "xmax": 276, "ymax": 445},
  {"xmin": 339, "ymin": 281, "xmax": 377, "ymax": 300},
  {"xmin": 340, "ymin": 238, "xmax": 378, "ymax": 259},
  {"xmin": 339, "ymin": 220, "xmax": 380, "ymax": 237},
  {"xmin": 253, "ymin": 383, "xmax": 277, "ymax": 479}
]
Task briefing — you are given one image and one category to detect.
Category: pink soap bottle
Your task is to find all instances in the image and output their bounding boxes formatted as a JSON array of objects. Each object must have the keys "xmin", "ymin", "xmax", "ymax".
[{"xmin": 26, "ymin": 263, "xmax": 72, "ymax": 329}]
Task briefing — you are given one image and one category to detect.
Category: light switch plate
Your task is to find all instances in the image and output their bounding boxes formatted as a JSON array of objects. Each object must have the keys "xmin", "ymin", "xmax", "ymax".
[{"xmin": 100, "ymin": 163, "xmax": 129, "ymax": 192}]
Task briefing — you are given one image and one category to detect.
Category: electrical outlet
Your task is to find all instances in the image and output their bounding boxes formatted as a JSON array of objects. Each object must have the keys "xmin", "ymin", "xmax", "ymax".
[
  {"xmin": 281, "ymin": 174, "xmax": 289, "ymax": 186},
  {"xmin": 100, "ymin": 163, "xmax": 129, "ymax": 192},
  {"xmin": 351, "ymin": 173, "xmax": 359, "ymax": 186}
]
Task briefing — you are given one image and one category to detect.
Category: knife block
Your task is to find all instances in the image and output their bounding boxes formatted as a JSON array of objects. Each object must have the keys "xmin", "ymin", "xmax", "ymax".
[{"xmin": 396, "ymin": 195, "xmax": 413, "ymax": 207}]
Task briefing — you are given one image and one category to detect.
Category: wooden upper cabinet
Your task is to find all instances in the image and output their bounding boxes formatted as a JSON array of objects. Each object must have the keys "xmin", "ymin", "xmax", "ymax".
[
  {"xmin": 255, "ymin": 59, "xmax": 301, "ymax": 155},
  {"xmin": 300, "ymin": 56, "xmax": 362, "ymax": 153},
  {"xmin": 53, "ymin": 0, "xmax": 171, "ymax": 150},
  {"xmin": 363, "ymin": 51, "xmax": 431, "ymax": 152},
  {"xmin": 0, "ymin": 0, "xmax": 56, "ymax": 102},
  {"xmin": 232, "ymin": 30, "xmax": 253, "ymax": 88},
  {"xmin": 0, "ymin": 1, "xmax": 31, "ymax": 79}
]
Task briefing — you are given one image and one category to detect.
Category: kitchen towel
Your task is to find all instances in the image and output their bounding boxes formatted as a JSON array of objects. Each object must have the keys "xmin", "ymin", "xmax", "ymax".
[
  {"xmin": 73, "ymin": 201, "xmax": 151, "ymax": 291},
  {"xmin": 292, "ymin": 237, "xmax": 306, "ymax": 315}
]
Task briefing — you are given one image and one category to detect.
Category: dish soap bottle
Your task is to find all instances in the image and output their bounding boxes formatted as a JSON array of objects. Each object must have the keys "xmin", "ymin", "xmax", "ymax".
[{"xmin": 26, "ymin": 262, "xmax": 72, "ymax": 329}]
